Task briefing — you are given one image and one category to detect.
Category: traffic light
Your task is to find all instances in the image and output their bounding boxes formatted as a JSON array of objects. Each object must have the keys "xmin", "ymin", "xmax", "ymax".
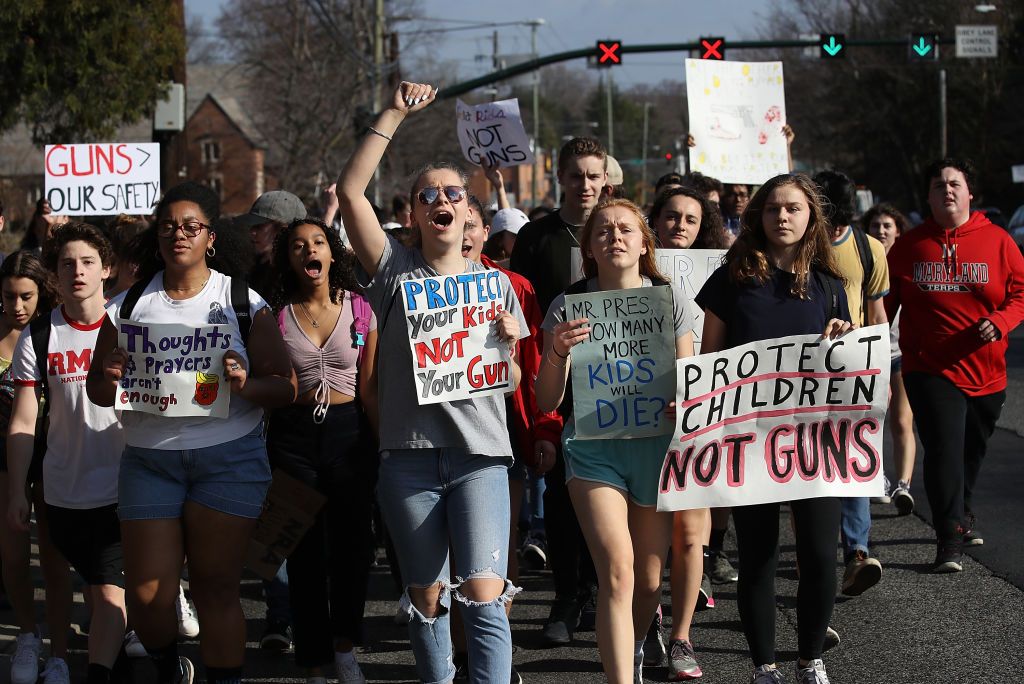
[
  {"xmin": 596, "ymin": 40, "xmax": 622, "ymax": 67},
  {"xmin": 820, "ymin": 33, "xmax": 845, "ymax": 58},
  {"xmin": 665, "ymin": 152, "xmax": 673, "ymax": 165},
  {"xmin": 909, "ymin": 33, "xmax": 939, "ymax": 61},
  {"xmin": 699, "ymin": 37, "xmax": 725, "ymax": 60}
]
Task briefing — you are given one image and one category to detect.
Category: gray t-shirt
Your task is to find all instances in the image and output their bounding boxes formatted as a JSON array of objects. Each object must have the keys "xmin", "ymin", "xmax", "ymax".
[
  {"xmin": 542, "ymin": 277, "xmax": 695, "ymax": 339},
  {"xmin": 358, "ymin": 235, "xmax": 529, "ymax": 455}
]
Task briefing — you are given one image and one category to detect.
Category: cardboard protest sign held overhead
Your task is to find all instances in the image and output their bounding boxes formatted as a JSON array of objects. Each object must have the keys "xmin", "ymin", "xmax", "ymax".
[
  {"xmin": 456, "ymin": 98, "xmax": 535, "ymax": 168},
  {"xmin": 685, "ymin": 59, "xmax": 789, "ymax": 185},
  {"xmin": 566, "ymin": 286, "xmax": 677, "ymax": 439},
  {"xmin": 402, "ymin": 272, "xmax": 514, "ymax": 404},
  {"xmin": 44, "ymin": 143, "xmax": 160, "ymax": 215},
  {"xmin": 115, "ymin": 320, "xmax": 232, "ymax": 418},
  {"xmin": 657, "ymin": 325, "xmax": 889, "ymax": 511},
  {"xmin": 570, "ymin": 248, "xmax": 725, "ymax": 352}
]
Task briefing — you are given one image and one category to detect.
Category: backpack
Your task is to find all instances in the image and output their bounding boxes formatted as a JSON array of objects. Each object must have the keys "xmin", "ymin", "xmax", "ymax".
[
  {"xmin": 276, "ymin": 292, "xmax": 373, "ymax": 366},
  {"xmin": 850, "ymin": 226, "xmax": 875, "ymax": 320},
  {"xmin": 813, "ymin": 270, "xmax": 843, "ymax": 322},
  {"xmin": 29, "ymin": 316, "xmax": 52, "ymax": 414},
  {"xmin": 120, "ymin": 276, "xmax": 252, "ymax": 346}
]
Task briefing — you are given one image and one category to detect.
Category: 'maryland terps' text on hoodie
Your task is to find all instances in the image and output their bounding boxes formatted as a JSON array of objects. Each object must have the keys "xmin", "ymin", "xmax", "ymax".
[{"xmin": 885, "ymin": 211, "xmax": 1024, "ymax": 395}]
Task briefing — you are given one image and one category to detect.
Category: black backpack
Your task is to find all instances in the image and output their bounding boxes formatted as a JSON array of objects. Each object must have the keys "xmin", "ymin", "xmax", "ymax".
[
  {"xmin": 850, "ymin": 226, "xmax": 875, "ymax": 321},
  {"xmin": 118, "ymin": 276, "xmax": 252, "ymax": 347}
]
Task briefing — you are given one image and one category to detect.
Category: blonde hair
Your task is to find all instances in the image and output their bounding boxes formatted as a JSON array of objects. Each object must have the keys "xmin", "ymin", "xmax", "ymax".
[{"xmin": 579, "ymin": 198, "xmax": 666, "ymax": 282}]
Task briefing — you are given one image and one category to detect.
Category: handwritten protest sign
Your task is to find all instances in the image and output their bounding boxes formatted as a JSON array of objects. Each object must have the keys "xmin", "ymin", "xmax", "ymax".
[
  {"xmin": 456, "ymin": 98, "xmax": 535, "ymax": 168},
  {"xmin": 657, "ymin": 325, "xmax": 889, "ymax": 511},
  {"xmin": 685, "ymin": 59, "xmax": 788, "ymax": 185},
  {"xmin": 44, "ymin": 143, "xmax": 160, "ymax": 215},
  {"xmin": 402, "ymin": 272, "xmax": 512, "ymax": 405},
  {"xmin": 566, "ymin": 286, "xmax": 676, "ymax": 439},
  {"xmin": 115, "ymin": 320, "xmax": 232, "ymax": 418},
  {"xmin": 569, "ymin": 248, "xmax": 725, "ymax": 352}
]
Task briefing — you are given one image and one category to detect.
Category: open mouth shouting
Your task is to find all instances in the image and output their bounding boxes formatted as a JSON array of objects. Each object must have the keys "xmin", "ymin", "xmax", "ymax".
[
  {"xmin": 304, "ymin": 259, "xmax": 324, "ymax": 279},
  {"xmin": 429, "ymin": 210, "xmax": 455, "ymax": 232}
]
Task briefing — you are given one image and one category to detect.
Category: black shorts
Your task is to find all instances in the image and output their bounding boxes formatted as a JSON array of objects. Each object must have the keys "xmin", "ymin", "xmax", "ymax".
[
  {"xmin": 46, "ymin": 503, "xmax": 125, "ymax": 587},
  {"xmin": 0, "ymin": 435, "xmax": 46, "ymax": 484}
]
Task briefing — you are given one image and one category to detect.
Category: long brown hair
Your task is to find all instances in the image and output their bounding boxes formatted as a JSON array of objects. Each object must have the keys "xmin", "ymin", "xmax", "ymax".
[
  {"xmin": 579, "ymin": 198, "xmax": 666, "ymax": 282},
  {"xmin": 0, "ymin": 250, "xmax": 61, "ymax": 316},
  {"xmin": 727, "ymin": 174, "xmax": 843, "ymax": 299}
]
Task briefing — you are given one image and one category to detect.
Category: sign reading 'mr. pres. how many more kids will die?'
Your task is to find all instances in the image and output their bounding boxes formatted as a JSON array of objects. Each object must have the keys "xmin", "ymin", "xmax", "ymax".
[
  {"xmin": 566, "ymin": 286, "xmax": 677, "ymax": 439},
  {"xmin": 402, "ymin": 272, "xmax": 513, "ymax": 405},
  {"xmin": 115, "ymin": 320, "xmax": 233, "ymax": 418},
  {"xmin": 657, "ymin": 325, "xmax": 890, "ymax": 512}
]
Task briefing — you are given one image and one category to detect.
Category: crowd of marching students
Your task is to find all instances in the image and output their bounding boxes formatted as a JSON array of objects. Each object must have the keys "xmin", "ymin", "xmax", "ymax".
[{"xmin": 0, "ymin": 80, "xmax": 1021, "ymax": 684}]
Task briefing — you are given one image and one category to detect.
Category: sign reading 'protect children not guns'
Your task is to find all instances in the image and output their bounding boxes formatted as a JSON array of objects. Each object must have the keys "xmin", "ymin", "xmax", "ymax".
[
  {"xmin": 115, "ymin": 320, "xmax": 233, "ymax": 418},
  {"xmin": 401, "ymin": 272, "xmax": 512, "ymax": 405}
]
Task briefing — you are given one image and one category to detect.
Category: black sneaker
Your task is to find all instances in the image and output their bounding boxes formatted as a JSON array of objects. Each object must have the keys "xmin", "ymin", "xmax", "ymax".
[
  {"xmin": 541, "ymin": 600, "xmax": 577, "ymax": 647},
  {"xmin": 259, "ymin": 620, "xmax": 292, "ymax": 651},
  {"xmin": 705, "ymin": 549, "xmax": 739, "ymax": 584},
  {"xmin": 962, "ymin": 511, "xmax": 984, "ymax": 546},
  {"xmin": 932, "ymin": 538, "xmax": 963, "ymax": 574},
  {"xmin": 511, "ymin": 663, "xmax": 523, "ymax": 684},
  {"xmin": 577, "ymin": 584, "xmax": 598, "ymax": 632},
  {"xmin": 643, "ymin": 605, "xmax": 667, "ymax": 667},
  {"xmin": 521, "ymin": 531, "xmax": 548, "ymax": 571},
  {"xmin": 453, "ymin": 652, "xmax": 469, "ymax": 681},
  {"xmin": 695, "ymin": 574, "xmax": 715, "ymax": 611}
]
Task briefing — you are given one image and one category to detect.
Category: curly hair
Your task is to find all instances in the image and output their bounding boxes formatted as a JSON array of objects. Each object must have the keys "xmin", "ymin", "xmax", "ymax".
[
  {"xmin": 134, "ymin": 216, "xmax": 253, "ymax": 283},
  {"xmin": 579, "ymin": 198, "xmax": 666, "ymax": 282},
  {"xmin": 727, "ymin": 174, "xmax": 844, "ymax": 299},
  {"xmin": 270, "ymin": 218, "xmax": 362, "ymax": 312},
  {"xmin": 681, "ymin": 171, "xmax": 724, "ymax": 200},
  {"xmin": 0, "ymin": 250, "xmax": 60, "ymax": 315},
  {"xmin": 153, "ymin": 181, "xmax": 220, "ymax": 229},
  {"xmin": 649, "ymin": 185, "xmax": 729, "ymax": 250},
  {"xmin": 43, "ymin": 222, "xmax": 114, "ymax": 272},
  {"xmin": 861, "ymin": 203, "xmax": 910, "ymax": 237}
]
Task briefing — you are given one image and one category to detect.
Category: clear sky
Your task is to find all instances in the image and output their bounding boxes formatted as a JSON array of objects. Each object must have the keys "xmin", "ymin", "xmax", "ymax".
[{"xmin": 185, "ymin": 0, "xmax": 769, "ymax": 86}]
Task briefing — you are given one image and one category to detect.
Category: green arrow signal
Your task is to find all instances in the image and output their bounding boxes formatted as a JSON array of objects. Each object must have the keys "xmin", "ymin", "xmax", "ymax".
[
  {"xmin": 913, "ymin": 37, "xmax": 933, "ymax": 56},
  {"xmin": 823, "ymin": 36, "xmax": 843, "ymax": 56}
]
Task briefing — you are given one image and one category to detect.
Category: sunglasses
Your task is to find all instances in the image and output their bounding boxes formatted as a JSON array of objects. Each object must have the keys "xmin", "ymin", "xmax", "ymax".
[{"xmin": 416, "ymin": 185, "xmax": 466, "ymax": 206}]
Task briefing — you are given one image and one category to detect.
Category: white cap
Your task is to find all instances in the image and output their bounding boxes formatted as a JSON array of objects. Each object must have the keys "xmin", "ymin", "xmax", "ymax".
[{"xmin": 490, "ymin": 208, "xmax": 530, "ymax": 237}]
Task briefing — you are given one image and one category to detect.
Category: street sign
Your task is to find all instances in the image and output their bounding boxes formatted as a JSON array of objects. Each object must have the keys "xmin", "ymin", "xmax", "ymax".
[
  {"xmin": 956, "ymin": 25, "xmax": 998, "ymax": 58},
  {"xmin": 699, "ymin": 37, "xmax": 725, "ymax": 60},
  {"xmin": 596, "ymin": 40, "xmax": 622, "ymax": 66},
  {"xmin": 910, "ymin": 33, "xmax": 939, "ymax": 61},
  {"xmin": 820, "ymin": 33, "xmax": 845, "ymax": 58}
]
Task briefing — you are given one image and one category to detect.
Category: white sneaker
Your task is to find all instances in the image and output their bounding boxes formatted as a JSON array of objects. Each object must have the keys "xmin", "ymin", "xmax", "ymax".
[
  {"xmin": 177, "ymin": 656, "xmax": 195, "ymax": 684},
  {"xmin": 633, "ymin": 660, "xmax": 644, "ymax": 684},
  {"xmin": 124, "ymin": 629, "xmax": 148, "ymax": 658},
  {"xmin": 40, "ymin": 657, "xmax": 70, "ymax": 684},
  {"xmin": 11, "ymin": 632, "xmax": 41, "ymax": 684},
  {"xmin": 176, "ymin": 584, "xmax": 200, "ymax": 638},
  {"xmin": 795, "ymin": 659, "xmax": 831, "ymax": 684},
  {"xmin": 336, "ymin": 651, "xmax": 367, "ymax": 684}
]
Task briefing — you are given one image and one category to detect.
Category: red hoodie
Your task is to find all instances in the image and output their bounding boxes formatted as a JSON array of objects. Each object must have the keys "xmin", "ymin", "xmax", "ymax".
[{"xmin": 885, "ymin": 211, "xmax": 1024, "ymax": 395}]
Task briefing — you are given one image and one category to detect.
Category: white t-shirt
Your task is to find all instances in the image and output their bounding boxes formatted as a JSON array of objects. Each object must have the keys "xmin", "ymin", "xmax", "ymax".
[
  {"xmin": 106, "ymin": 270, "xmax": 267, "ymax": 450},
  {"xmin": 12, "ymin": 307, "xmax": 124, "ymax": 509}
]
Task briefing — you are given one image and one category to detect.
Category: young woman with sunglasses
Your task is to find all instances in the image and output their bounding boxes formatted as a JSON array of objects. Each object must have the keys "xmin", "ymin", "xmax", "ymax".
[
  {"xmin": 335, "ymin": 82, "xmax": 527, "ymax": 684},
  {"xmin": 87, "ymin": 181, "xmax": 297, "ymax": 684}
]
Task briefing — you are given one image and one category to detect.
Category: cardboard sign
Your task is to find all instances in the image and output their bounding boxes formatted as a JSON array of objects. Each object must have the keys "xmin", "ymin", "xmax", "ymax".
[
  {"xmin": 456, "ymin": 98, "xmax": 535, "ymax": 168},
  {"xmin": 657, "ymin": 325, "xmax": 889, "ymax": 511},
  {"xmin": 116, "ymin": 320, "xmax": 233, "ymax": 418},
  {"xmin": 685, "ymin": 59, "xmax": 789, "ymax": 185},
  {"xmin": 402, "ymin": 272, "xmax": 513, "ymax": 404},
  {"xmin": 44, "ymin": 143, "xmax": 160, "ymax": 215},
  {"xmin": 569, "ymin": 248, "xmax": 726, "ymax": 352},
  {"xmin": 246, "ymin": 469, "xmax": 327, "ymax": 581},
  {"xmin": 567, "ymin": 286, "xmax": 677, "ymax": 439}
]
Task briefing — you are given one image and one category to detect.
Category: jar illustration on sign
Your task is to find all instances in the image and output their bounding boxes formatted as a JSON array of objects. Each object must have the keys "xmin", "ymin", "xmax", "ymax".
[{"xmin": 194, "ymin": 371, "xmax": 219, "ymax": 406}]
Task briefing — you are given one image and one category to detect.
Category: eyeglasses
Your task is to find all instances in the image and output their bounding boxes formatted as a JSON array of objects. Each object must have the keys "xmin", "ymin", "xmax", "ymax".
[
  {"xmin": 416, "ymin": 185, "xmax": 466, "ymax": 206},
  {"xmin": 157, "ymin": 221, "xmax": 209, "ymax": 237}
]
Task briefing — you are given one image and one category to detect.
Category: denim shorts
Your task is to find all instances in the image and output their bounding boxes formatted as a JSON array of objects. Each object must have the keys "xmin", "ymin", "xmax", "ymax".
[
  {"xmin": 118, "ymin": 424, "xmax": 271, "ymax": 520},
  {"xmin": 562, "ymin": 427, "xmax": 673, "ymax": 507}
]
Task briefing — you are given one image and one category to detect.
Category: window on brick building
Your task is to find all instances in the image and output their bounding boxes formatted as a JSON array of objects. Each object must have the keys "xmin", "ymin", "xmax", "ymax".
[
  {"xmin": 207, "ymin": 174, "xmax": 223, "ymax": 199},
  {"xmin": 202, "ymin": 140, "xmax": 221, "ymax": 164}
]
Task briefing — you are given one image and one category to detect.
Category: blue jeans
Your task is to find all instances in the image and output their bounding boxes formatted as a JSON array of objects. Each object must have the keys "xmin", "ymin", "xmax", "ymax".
[
  {"xmin": 378, "ymin": 449, "xmax": 518, "ymax": 684},
  {"xmin": 840, "ymin": 497, "xmax": 871, "ymax": 561},
  {"xmin": 527, "ymin": 470, "xmax": 545, "ymax": 532}
]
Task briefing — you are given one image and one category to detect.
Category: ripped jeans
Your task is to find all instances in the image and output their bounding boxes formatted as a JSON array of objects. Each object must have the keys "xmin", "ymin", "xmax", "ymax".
[{"xmin": 378, "ymin": 449, "xmax": 518, "ymax": 684}]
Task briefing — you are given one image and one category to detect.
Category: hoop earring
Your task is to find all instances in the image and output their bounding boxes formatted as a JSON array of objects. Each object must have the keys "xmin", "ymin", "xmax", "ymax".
[{"xmin": 206, "ymin": 246, "xmax": 216, "ymax": 257}]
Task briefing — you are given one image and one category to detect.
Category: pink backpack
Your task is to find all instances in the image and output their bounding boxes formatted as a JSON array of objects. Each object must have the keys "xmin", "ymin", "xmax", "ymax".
[{"xmin": 277, "ymin": 292, "xmax": 372, "ymax": 365}]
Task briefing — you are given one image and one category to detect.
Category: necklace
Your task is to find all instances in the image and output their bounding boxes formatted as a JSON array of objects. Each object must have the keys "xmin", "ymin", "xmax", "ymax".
[
  {"xmin": 298, "ymin": 302, "xmax": 321, "ymax": 329},
  {"xmin": 164, "ymin": 276, "xmax": 209, "ymax": 294}
]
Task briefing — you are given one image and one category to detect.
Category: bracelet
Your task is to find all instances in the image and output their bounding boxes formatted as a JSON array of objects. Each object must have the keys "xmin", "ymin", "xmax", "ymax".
[
  {"xmin": 367, "ymin": 126, "xmax": 392, "ymax": 141},
  {"xmin": 545, "ymin": 353, "xmax": 567, "ymax": 369},
  {"xmin": 552, "ymin": 347, "xmax": 569, "ymax": 359}
]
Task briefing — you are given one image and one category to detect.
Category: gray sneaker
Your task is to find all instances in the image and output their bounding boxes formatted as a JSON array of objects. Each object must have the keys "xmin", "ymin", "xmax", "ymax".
[
  {"xmin": 891, "ymin": 480, "xmax": 914, "ymax": 515},
  {"xmin": 795, "ymin": 659, "xmax": 830, "ymax": 684},
  {"xmin": 668, "ymin": 639, "xmax": 703, "ymax": 680},
  {"xmin": 752, "ymin": 664, "xmax": 787, "ymax": 683},
  {"xmin": 706, "ymin": 549, "xmax": 739, "ymax": 584}
]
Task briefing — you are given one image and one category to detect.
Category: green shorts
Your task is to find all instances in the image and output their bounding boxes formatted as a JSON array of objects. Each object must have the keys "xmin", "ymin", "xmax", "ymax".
[{"xmin": 562, "ymin": 424, "xmax": 672, "ymax": 507}]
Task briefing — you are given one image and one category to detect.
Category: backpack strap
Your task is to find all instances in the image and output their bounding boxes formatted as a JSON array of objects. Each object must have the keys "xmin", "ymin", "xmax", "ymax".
[
  {"xmin": 851, "ymin": 227, "xmax": 874, "ymax": 320},
  {"xmin": 29, "ymin": 316, "xmax": 51, "ymax": 407},
  {"xmin": 118, "ymin": 279, "xmax": 150, "ymax": 321},
  {"xmin": 276, "ymin": 307, "xmax": 288, "ymax": 336},
  {"xmin": 350, "ymin": 292, "xmax": 372, "ymax": 367},
  {"xmin": 230, "ymin": 277, "xmax": 252, "ymax": 347},
  {"xmin": 814, "ymin": 270, "xmax": 841, "ymax": 322},
  {"xmin": 565, "ymin": 278, "xmax": 590, "ymax": 296}
]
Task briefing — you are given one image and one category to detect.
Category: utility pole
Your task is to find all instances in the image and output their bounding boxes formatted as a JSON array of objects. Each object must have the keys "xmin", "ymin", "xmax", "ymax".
[
  {"xmin": 939, "ymin": 68, "xmax": 947, "ymax": 157},
  {"xmin": 371, "ymin": 0, "xmax": 385, "ymax": 206},
  {"xmin": 641, "ymin": 102, "xmax": 651, "ymax": 206},
  {"xmin": 605, "ymin": 72, "xmax": 614, "ymax": 156},
  {"xmin": 528, "ymin": 18, "xmax": 545, "ymax": 207}
]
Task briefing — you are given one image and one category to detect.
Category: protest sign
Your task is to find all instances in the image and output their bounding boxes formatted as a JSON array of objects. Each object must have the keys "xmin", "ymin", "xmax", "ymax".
[
  {"xmin": 44, "ymin": 143, "xmax": 160, "ymax": 215},
  {"xmin": 685, "ymin": 59, "xmax": 789, "ymax": 185},
  {"xmin": 569, "ymin": 248, "xmax": 726, "ymax": 352},
  {"xmin": 657, "ymin": 325, "xmax": 889, "ymax": 511},
  {"xmin": 456, "ymin": 98, "xmax": 535, "ymax": 168},
  {"xmin": 246, "ymin": 469, "xmax": 327, "ymax": 581},
  {"xmin": 402, "ymin": 272, "xmax": 513, "ymax": 405},
  {"xmin": 115, "ymin": 320, "xmax": 232, "ymax": 418},
  {"xmin": 566, "ymin": 286, "xmax": 677, "ymax": 439}
]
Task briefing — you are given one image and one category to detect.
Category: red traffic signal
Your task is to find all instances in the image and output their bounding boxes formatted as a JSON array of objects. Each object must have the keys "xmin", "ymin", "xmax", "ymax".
[
  {"xmin": 700, "ymin": 36, "xmax": 725, "ymax": 60},
  {"xmin": 596, "ymin": 40, "xmax": 622, "ymax": 66},
  {"xmin": 665, "ymin": 152, "xmax": 673, "ymax": 161}
]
